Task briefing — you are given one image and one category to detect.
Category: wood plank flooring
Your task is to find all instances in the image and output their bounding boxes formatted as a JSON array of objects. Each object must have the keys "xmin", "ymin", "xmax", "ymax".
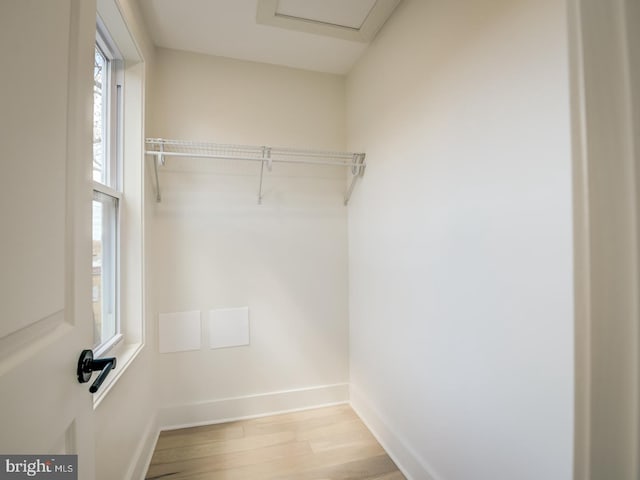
[{"xmin": 145, "ymin": 404, "xmax": 406, "ymax": 480}]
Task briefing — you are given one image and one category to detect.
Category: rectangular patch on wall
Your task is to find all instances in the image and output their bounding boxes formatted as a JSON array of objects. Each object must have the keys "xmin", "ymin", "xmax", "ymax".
[
  {"xmin": 208, "ymin": 307, "xmax": 250, "ymax": 349},
  {"xmin": 158, "ymin": 310, "xmax": 201, "ymax": 353}
]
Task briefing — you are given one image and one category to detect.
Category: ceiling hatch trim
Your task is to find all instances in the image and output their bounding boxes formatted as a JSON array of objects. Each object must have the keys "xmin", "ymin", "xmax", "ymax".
[{"xmin": 256, "ymin": 0, "xmax": 402, "ymax": 43}]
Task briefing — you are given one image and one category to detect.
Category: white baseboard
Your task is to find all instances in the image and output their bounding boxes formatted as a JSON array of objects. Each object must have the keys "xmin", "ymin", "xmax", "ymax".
[
  {"xmin": 126, "ymin": 412, "xmax": 159, "ymax": 480},
  {"xmin": 350, "ymin": 385, "xmax": 441, "ymax": 480},
  {"xmin": 157, "ymin": 383, "xmax": 349, "ymax": 431}
]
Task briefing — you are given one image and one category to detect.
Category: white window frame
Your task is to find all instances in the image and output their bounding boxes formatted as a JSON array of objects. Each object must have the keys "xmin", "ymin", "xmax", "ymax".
[
  {"xmin": 93, "ymin": 1, "xmax": 146, "ymax": 407},
  {"xmin": 93, "ymin": 23, "xmax": 124, "ymax": 357},
  {"xmin": 95, "ymin": 29, "xmax": 122, "ymax": 189}
]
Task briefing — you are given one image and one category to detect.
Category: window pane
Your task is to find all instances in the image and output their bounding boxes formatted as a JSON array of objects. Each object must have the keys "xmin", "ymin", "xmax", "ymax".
[
  {"xmin": 93, "ymin": 46, "xmax": 108, "ymax": 185},
  {"xmin": 92, "ymin": 192, "xmax": 118, "ymax": 347}
]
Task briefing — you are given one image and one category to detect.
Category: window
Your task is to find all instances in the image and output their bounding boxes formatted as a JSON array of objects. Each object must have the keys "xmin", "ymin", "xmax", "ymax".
[
  {"xmin": 92, "ymin": 28, "xmax": 123, "ymax": 352},
  {"xmin": 92, "ymin": 3, "xmax": 145, "ymax": 403}
]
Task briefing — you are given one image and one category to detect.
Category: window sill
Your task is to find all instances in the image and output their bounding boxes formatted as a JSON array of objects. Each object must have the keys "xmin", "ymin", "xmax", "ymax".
[
  {"xmin": 92, "ymin": 339, "xmax": 144, "ymax": 409},
  {"xmin": 94, "ymin": 332, "xmax": 123, "ymax": 359}
]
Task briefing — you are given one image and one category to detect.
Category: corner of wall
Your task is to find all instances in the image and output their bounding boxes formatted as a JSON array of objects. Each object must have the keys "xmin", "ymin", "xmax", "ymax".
[
  {"xmin": 125, "ymin": 412, "xmax": 159, "ymax": 480},
  {"xmin": 349, "ymin": 386, "xmax": 441, "ymax": 480}
]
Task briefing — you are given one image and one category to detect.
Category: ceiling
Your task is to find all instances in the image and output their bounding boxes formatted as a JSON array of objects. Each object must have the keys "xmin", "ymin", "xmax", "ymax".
[{"xmin": 137, "ymin": 0, "xmax": 401, "ymax": 74}]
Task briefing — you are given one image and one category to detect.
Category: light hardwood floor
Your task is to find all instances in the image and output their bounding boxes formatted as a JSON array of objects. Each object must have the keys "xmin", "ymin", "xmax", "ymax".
[{"xmin": 145, "ymin": 404, "xmax": 406, "ymax": 479}]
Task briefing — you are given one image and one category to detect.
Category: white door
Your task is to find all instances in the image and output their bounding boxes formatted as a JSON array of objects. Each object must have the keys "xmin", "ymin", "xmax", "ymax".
[{"xmin": 0, "ymin": 0, "xmax": 96, "ymax": 477}]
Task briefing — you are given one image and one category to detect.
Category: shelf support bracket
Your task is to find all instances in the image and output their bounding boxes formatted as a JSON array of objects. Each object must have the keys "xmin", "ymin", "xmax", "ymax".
[
  {"xmin": 151, "ymin": 142, "xmax": 165, "ymax": 202},
  {"xmin": 344, "ymin": 153, "xmax": 366, "ymax": 206},
  {"xmin": 258, "ymin": 147, "xmax": 271, "ymax": 204}
]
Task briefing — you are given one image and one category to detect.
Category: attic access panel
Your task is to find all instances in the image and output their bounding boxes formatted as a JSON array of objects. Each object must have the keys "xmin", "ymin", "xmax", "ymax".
[{"xmin": 256, "ymin": 0, "xmax": 402, "ymax": 42}]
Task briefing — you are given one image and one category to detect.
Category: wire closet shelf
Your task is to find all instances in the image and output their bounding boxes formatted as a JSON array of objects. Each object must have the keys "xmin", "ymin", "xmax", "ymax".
[{"xmin": 145, "ymin": 138, "xmax": 366, "ymax": 205}]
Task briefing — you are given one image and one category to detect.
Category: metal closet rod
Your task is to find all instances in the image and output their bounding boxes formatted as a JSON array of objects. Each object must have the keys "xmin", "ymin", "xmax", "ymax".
[
  {"xmin": 145, "ymin": 150, "xmax": 360, "ymax": 167},
  {"xmin": 145, "ymin": 138, "xmax": 366, "ymax": 205}
]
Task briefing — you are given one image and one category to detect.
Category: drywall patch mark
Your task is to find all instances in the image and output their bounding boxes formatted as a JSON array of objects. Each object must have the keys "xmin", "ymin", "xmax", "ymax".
[{"xmin": 209, "ymin": 307, "xmax": 250, "ymax": 349}]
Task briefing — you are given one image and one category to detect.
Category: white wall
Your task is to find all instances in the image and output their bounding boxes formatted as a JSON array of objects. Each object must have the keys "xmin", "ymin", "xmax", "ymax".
[
  {"xmin": 346, "ymin": 1, "xmax": 574, "ymax": 479},
  {"xmin": 150, "ymin": 49, "xmax": 349, "ymax": 423}
]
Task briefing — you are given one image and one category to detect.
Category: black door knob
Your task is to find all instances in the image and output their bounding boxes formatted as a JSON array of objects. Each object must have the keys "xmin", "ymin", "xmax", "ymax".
[{"xmin": 77, "ymin": 349, "xmax": 116, "ymax": 393}]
